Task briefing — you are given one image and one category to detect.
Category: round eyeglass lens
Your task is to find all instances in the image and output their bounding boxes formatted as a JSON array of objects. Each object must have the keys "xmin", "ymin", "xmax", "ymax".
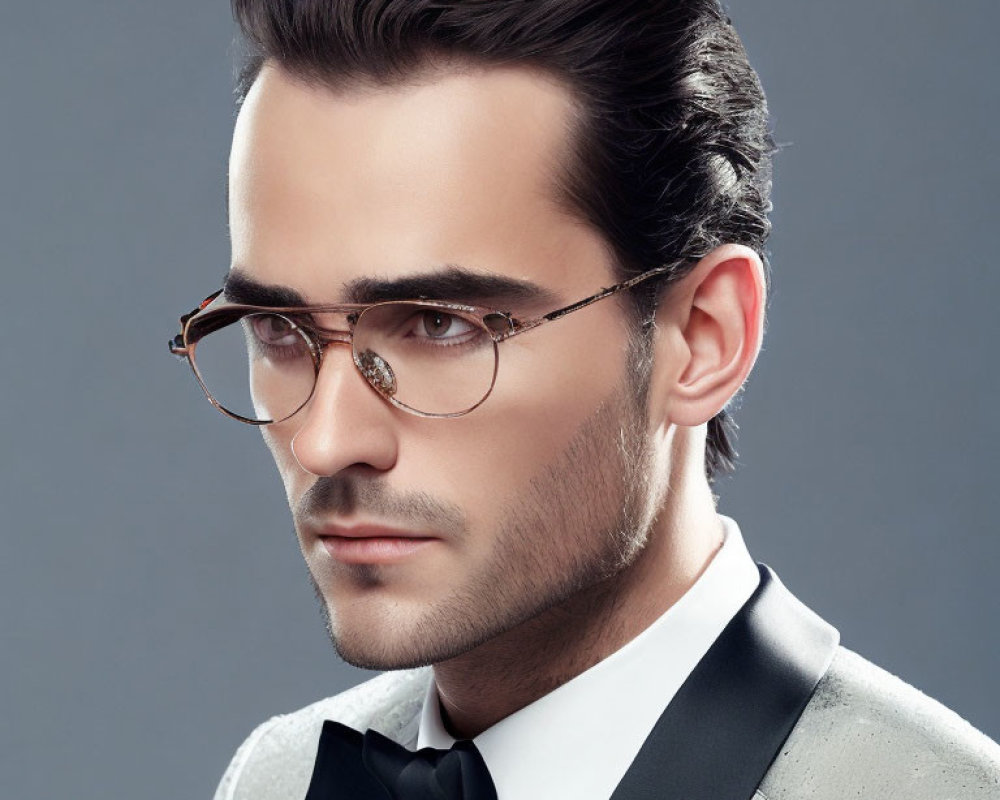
[
  {"xmin": 353, "ymin": 302, "xmax": 498, "ymax": 416},
  {"xmin": 189, "ymin": 311, "xmax": 317, "ymax": 423}
]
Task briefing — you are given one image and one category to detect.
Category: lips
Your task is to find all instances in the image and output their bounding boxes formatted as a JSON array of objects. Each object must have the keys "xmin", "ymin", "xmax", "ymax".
[{"xmin": 314, "ymin": 524, "xmax": 439, "ymax": 565}]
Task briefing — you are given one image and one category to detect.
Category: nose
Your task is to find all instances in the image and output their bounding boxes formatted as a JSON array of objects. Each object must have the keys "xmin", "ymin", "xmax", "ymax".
[{"xmin": 289, "ymin": 342, "xmax": 399, "ymax": 476}]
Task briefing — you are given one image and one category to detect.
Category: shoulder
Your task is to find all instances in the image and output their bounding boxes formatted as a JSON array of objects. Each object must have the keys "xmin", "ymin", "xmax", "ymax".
[
  {"xmin": 758, "ymin": 646, "xmax": 1000, "ymax": 800},
  {"xmin": 212, "ymin": 667, "xmax": 432, "ymax": 800}
]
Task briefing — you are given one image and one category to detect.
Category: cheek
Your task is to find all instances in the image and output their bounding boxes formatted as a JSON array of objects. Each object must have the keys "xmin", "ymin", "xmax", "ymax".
[{"xmin": 394, "ymin": 308, "xmax": 631, "ymax": 520}]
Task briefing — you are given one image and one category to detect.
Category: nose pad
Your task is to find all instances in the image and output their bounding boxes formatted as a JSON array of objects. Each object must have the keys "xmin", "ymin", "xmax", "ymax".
[{"xmin": 355, "ymin": 349, "xmax": 397, "ymax": 397}]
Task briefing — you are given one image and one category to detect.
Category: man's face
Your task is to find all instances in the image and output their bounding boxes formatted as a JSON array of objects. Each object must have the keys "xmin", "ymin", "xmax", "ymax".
[{"xmin": 228, "ymin": 63, "xmax": 659, "ymax": 670}]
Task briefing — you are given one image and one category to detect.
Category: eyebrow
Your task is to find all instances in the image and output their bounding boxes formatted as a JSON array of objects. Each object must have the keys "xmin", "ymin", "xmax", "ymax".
[
  {"xmin": 222, "ymin": 265, "xmax": 559, "ymax": 309},
  {"xmin": 223, "ymin": 270, "xmax": 307, "ymax": 307}
]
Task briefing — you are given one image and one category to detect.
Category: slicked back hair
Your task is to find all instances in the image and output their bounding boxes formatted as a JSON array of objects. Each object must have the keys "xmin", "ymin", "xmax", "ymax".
[{"xmin": 231, "ymin": 0, "xmax": 775, "ymax": 483}]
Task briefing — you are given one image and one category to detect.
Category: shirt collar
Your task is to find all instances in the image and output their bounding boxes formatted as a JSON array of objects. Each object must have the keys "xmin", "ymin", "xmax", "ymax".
[{"xmin": 417, "ymin": 514, "xmax": 760, "ymax": 800}]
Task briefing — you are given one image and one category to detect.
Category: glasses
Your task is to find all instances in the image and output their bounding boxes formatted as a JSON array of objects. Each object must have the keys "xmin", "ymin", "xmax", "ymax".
[{"xmin": 168, "ymin": 263, "xmax": 683, "ymax": 424}]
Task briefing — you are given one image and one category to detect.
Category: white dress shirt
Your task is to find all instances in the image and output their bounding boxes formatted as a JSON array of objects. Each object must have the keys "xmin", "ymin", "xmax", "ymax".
[{"xmin": 416, "ymin": 514, "xmax": 760, "ymax": 800}]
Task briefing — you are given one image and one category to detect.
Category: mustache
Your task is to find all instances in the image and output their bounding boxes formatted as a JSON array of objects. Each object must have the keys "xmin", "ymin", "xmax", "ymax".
[{"xmin": 294, "ymin": 475, "xmax": 467, "ymax": 535}]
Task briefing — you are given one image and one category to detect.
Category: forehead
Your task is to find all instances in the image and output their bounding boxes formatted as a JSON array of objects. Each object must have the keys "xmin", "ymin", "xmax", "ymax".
[{"xmin": 228, "ymin": 62, "xmax": 614, "ymax": 303}]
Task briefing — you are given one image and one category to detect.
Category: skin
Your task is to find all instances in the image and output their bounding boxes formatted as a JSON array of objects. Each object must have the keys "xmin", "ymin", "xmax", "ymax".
[{"xmin": 228, "ymin": 62, "xmax": 766, "ymax": 738}]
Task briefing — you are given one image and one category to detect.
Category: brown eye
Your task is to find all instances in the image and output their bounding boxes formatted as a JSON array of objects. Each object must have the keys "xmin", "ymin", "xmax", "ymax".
[{"xmin": 422, "ymin": 311, "xmax": 455, "ymax": 338}]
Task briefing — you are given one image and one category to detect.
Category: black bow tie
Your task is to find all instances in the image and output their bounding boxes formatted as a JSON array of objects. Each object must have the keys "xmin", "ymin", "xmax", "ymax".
[{"xmin": 305, "ymin": 719, "xmax": 498, "ymax": 800}]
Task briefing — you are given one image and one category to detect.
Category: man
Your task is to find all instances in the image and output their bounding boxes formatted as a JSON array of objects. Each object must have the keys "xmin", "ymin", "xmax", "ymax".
[{"xmin": 170, "ymin": 1, "xmax": 1000, "ymax": 798}]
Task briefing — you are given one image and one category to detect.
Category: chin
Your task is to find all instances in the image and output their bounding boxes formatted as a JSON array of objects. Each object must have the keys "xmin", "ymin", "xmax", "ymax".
[
  {"xmin": 327, "ymin": 616, "xmax": 455, "ymax": 671},
  {"xmin": 321, "ymin": 593, "xmax": 510, "ymax": 671},
  {"xmin": 316, "ymin": 596, "xmax": 445, "ymax": 671},
  {"xmin": 331, "ymin": 636, "xmax": 436, "ymax": 672}
]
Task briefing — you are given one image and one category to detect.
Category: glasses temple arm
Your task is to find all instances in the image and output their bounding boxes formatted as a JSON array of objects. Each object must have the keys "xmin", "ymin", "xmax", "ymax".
[{"xmin": 497, "ymin": 264, "xmax": 676, "ymax": 341}]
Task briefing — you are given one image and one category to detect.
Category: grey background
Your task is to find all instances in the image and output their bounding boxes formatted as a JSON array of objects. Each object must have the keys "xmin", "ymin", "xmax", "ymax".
[{"xmin": 1, "ymin": 2, "xmax": 997, "ymax": 798}]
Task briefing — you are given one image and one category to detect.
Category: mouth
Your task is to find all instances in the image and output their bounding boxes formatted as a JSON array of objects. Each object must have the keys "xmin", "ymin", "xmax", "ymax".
[{"xmin": 314, "ymin": 524, "xmax": 440, "ymax": 565}]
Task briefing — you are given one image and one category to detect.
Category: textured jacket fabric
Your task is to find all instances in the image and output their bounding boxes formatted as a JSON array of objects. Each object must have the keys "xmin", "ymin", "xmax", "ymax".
[{"xmin": 213, "ymin": 646, "xmax": 1000, "ymax": 799}]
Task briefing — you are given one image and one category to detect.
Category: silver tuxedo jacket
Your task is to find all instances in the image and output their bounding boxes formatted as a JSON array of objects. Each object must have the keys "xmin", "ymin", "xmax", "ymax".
[{"xmin": 213, "ymin": 565, "xmax": 1000, "ymax": 800}]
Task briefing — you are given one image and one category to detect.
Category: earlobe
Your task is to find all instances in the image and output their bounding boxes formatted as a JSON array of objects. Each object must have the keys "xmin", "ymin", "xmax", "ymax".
[{"xmin": 657, "ymin": 244, "xmax": 765, "ymax": 428}]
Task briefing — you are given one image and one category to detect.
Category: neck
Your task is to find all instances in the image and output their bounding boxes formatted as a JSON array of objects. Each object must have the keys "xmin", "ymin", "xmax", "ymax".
[{"xmin": 432, "ymin": 425, "xmax": 724, "ymax": 739}]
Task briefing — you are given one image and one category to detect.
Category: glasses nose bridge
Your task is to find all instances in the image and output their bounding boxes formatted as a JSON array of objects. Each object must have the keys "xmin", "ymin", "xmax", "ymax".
[
  {"xmin": 308, "ymin": 322, "xmax": 355, "ymax": 362},
  {"xmin": 305, "ymin": 323, "xmax": 391, "ymax": 418}
]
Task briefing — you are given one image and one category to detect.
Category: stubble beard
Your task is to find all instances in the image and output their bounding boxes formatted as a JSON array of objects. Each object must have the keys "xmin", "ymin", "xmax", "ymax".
[{"xmin": 309, "ymin": 336, "xmax": 657, "ymax": 671}]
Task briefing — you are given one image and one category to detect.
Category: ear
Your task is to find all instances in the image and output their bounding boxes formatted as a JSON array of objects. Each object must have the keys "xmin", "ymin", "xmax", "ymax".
[{"xmin": 649, "ymin": 244, "xmax": 766, "ymax": 428}]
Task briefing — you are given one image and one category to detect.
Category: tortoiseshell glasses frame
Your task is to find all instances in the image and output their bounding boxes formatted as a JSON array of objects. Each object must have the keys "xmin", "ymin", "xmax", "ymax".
[{"xmin": 168, "ymin": 262, "xmax": 684, "ymax": 423}]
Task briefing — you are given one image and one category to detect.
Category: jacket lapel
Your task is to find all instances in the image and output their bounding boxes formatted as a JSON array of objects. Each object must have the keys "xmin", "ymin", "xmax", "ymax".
[{"xmin": 610, "ymin": 565, "xmax": 838, "ymax": 800}]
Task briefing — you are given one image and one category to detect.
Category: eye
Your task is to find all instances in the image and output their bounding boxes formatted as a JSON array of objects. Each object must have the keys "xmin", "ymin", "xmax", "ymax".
[
  {"xmin": 250, "ymin": 314, "xmax": 301, "ymax": 347},
  {"xmin": 414, "ymin": 310, "xmax": 477, "ymax": 341}
]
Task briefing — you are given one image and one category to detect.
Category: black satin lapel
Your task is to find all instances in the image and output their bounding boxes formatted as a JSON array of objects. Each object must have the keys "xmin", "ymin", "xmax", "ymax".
[
  {"xmin": 610, "ymin": 565, "xmax": 839, "ymax": 800},
  {"xmin": 305, "ymin": 720, "xmax": 393, "ymax": 800}
]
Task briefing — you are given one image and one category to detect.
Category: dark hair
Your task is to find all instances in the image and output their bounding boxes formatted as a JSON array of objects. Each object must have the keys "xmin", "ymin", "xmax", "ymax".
[{"xmin": 231, "ymin": 0, "xmax": 774, "ymax": 483}]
